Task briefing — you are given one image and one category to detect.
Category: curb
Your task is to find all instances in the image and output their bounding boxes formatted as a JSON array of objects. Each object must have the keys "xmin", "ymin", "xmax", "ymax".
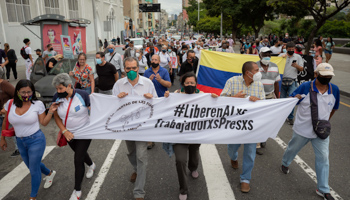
[{"xmin": 340, "ymin": 90, "xmax": 350, "ymax": 98}]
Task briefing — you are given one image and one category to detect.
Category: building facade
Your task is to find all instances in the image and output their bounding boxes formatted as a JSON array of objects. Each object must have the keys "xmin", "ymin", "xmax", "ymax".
[{"xmin": 0, "ymin": 0, "xmax": 124, "ymax": 66}]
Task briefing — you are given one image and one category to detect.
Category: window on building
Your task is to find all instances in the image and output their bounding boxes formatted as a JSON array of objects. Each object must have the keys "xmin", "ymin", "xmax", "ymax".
[
  {"xmin": 45, "ymin": 0, "xmax": 59, "ymax": 15},
  {"xmin": 6, "ymin": 0, "xmax": 31, "ymax": 23},
  {"xmin": 68, "ymin": 0, "xmax": 79, "ymax": 19}
]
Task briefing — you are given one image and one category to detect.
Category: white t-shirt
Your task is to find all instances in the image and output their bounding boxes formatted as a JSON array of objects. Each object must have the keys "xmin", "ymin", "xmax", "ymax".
[
  {"xmin": 5, "ymin": 100, "xmax": 46, "ymax": 137},
  {"xmin": 138, "ymin": 56, "xmax": 148, "ymax": 74},
  {"xmin": 159, "ymin": 52, "xmax": 170, "ymax": 67},
  {"xmin": 24, "ymin": 46, "xmax": 31, "ymax": 61},
  {"xmin": 53, "ymin": 90, "xmax": 90, "ymax": 133},
  {"xmin": 168, "ymin": 52, "xmax": 177, "ymax": 68},
  {"xmin": 270, "ymin": 46, "xmax": 282, "ymax": 54}
]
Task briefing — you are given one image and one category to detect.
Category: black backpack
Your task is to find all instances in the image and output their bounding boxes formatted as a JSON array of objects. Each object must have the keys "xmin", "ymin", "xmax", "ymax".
[{"xmin": 20, "ymin": 47, "xmax": 29, "ymax": 59}]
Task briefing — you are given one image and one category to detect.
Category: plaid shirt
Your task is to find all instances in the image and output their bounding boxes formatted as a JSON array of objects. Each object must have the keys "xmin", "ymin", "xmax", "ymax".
[{"xmin": 220, "ymin": 76, "xmax": 266, "ymax": 100}]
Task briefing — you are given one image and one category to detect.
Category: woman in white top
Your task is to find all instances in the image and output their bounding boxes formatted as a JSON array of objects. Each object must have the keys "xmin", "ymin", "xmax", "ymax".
[
  {"xmin": 52, "ymin": 73, "xmax": 95, "ymax": 200},
  {"xmin": 159, "ymin": 45, "xmax": 172, "ymax": 72},
  {"xmin": 137, "ymin": 49, "xmax": 148, "ymax": 76},
  {"xmin": 0, "ymin": 80, "xmax": 58, "ymax": 200}
]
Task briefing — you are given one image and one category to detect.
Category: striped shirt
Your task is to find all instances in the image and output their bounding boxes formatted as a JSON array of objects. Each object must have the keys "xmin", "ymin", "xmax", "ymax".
[
  {"xmin": 256, "ymin": 61, "xmax": 281, "ymax": 95},
  {"xmin": 220, "ymin": 76, "xmax": 265, "ymax": 100}
]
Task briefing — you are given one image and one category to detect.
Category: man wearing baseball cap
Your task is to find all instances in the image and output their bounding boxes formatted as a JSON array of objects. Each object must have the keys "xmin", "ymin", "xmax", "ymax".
[
  {"xmin": 255, "ymin": 47, "xmax": 281, "ymax": 155},
  {"xmin": 280, "ymin": 63, "xmax": 339, "ymax": 200}
]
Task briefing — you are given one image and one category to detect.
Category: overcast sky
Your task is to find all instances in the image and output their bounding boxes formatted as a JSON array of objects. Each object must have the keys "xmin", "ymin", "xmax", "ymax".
[{"xmin": 157, "ymin": 0, "xmax": 182, "ymax": 16}]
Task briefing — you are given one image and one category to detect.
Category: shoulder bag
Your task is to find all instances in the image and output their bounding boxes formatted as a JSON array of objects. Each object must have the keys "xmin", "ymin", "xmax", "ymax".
[
  {"xmin": 56, "ymin": 97, "xmax": 73, "ymax": 147},
  {"xmin": 309, "ymin": 81, "xmax": 332, "ymax": 139},
  {"xmin": 1, "ymin": 99, "xmax": 15, "ymax": 137}
]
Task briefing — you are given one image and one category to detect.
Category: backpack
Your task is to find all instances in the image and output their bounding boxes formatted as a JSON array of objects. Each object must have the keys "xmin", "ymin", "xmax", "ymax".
[{"xmin": 20, "ymin": 46, "xmax": 29, "ymax": 59}]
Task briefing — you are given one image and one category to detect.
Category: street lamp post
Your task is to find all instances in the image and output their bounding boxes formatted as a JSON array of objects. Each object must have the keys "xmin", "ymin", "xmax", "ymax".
[{"xmin": 92, "ymin": 0, "xmax": 99, "ymax": 52}]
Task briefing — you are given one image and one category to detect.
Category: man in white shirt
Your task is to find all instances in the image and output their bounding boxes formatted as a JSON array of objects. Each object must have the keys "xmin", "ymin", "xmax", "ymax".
[
  {"xmin": 193, "ymin": 45, "xmax": 202, "ymax": 58},
  {"xmin": 43, "ymin": 44, "xmax": 57, "ymax": 63},
  {"xmin": 22, "ymin": 38, "xmax": 33, "ymax": 80},
  {"xmin": 112, "ymin": 57, "xmax": 157, "ymax": 200},
  {"xmin": 281, "ymin": 63, "xmax": 339, "ymax": 200},
  {"xmin": 280, "ymin": 42, "xmax": 304, "ymax": 125},
  {"xmin": 105, "ymin": 44, "xmax": 124, "ymax": 78},
  {"xmin": 270, "ymin": 40, "xmax": 282, "ymax": 55}
]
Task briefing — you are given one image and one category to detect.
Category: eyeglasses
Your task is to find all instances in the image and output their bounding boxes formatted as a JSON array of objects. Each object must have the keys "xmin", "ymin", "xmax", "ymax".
[
  {"xmin": 125, "ymin": 67, "xmax": 138, "ymax": 71},
  {"xmin": 19, "ymin": 91, "xmax": 33, "ymax": 96}
]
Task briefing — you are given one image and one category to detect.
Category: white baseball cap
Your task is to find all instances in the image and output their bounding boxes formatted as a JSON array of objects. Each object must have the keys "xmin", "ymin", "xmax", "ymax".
[
  {"xmin": 260, "ymin": 47, "xmax": 272, "ymax": 53},
  {"xmin": 315, "ymin": 63, "xmax": 335, "ymax": 76}
]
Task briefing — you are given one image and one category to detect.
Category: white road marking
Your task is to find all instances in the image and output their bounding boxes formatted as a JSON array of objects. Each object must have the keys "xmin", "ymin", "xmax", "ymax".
[
  {"xmin": 274, "ymin": 136, "xmax": 343, "ymax": 200},
  {"xmin": 0, "ymin": 146, "xmax": 55, "ymax": 199},
  {"xmin": 86, "ymin": 140, "xmax": 122, "ymax": 200},
  {"xmin": 200, "ymin": 144, "xmax": 236, "ymax": 200}
]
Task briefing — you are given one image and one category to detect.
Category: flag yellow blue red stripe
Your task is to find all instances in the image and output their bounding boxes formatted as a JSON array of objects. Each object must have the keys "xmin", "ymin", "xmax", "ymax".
[{"xmin": 197, "ymin": 50, "xmax": 286, "ymax": 94}]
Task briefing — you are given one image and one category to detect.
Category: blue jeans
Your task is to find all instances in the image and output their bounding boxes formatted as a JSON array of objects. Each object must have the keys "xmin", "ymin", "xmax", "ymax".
[
  {"xmin": 0, "ymin": 116, "xmax": 18, "ymax": 150},
  {"xmin": 16, "ymin": 130, "xmax": 51, "ymax": 197},
  {"xmin": 82, "ymin": 86, "xmax": 92, "ymax": 94},
  {"xmin": 228, "ymin": 143, "xmax": 257, "ymax": 183},
  {"xmin": 280, "ymin": 81, "xmax": 298, "ymax": 119},
  {"xmin": 282, "ymin": 132, "xmax": 330, "ymax": 193}
]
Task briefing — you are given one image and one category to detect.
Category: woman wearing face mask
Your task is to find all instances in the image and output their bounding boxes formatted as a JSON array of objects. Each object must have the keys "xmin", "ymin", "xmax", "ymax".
[
  {"xmin": 164, "ymin": 72, "xmax": 218, "ymax": 200},
  {"xmin": 46, "ymin": 54, "xmax": 63, "ymax": 74},
  {"xmin": 246, "ymin": 43, "xmax": 258, "ymax": 55},
  {"xmin": 279, "ymin": 45, "xmax": 287, "ymax": 58},
  {"xmin": 0, "ymin": 80, "xmax": 58, "ymax": 200},
  {"xmin": 137, "ymin": 49, "xmax": 147, "ymax": 76},
  {"xmin": 52, "ymin": 73, "xmax": 96, "ymax": 200},
  {"xmin": 69, "ymin": 53, "xmax": 95, "ymax": 94},
  {"xmin": 159, "ymin": 45, "xmax": 172, "ymax": 75}
]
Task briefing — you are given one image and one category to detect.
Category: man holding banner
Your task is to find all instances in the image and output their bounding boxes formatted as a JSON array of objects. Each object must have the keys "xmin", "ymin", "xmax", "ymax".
[
  {"xmin": 220, "ymin": 61, "xmax": 265, "ymax": 193},
  {"xmin": 112, "ymin": 57, "xmax": 158, "ymax": 200}
]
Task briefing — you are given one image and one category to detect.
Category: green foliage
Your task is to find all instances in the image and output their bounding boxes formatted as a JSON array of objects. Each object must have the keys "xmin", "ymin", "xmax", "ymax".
[
  {"xmin": 318, "ymin": 20, "xmax": 350, "ymax": 38},
  {"xmin": 194, "ymin": 16, "xmax": 221, "ymax": 34}
]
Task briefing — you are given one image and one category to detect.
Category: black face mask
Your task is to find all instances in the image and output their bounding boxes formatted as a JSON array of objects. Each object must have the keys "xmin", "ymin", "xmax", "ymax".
[
  {"xmin": 287, "ymin": 51, "xmax": 294, "ymax": 56},
  {"xmin": 317, "ymin": 76, "xmax": 332, "ymax": 85},
  {"xmin": 57, "ymin": 91, "xmax": 68, "ymax": 98},
  {"xmin": 151, "ymin": 63, "xmax": 159, "ymax": 68},
  {"xmin": 184, "ymin": 85, "xmax": 196, "ymax": 94},
  {"xmin": 50, "ymin": 48, "xmax": 53, "ymax": 51}
]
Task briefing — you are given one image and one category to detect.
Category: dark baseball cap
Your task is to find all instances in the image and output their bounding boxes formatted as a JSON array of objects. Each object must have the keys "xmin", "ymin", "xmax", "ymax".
[{"xmin": 35, "ymin": 49, "xmax": 42, "ymax": 52}]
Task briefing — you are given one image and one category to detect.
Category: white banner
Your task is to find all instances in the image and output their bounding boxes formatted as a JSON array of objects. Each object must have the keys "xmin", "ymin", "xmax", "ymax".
[{"xmin": 74, "ymin": 93, "xmax": 298, "ymax": 144}]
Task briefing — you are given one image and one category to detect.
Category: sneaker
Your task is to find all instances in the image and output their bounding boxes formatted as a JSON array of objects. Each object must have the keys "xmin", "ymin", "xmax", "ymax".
[
  {"xmin": 316, "ymin": 190, "xmax": 335, "ymax": 200},
  {"xmin": 10, "ymin": 149, "xmax": 20, "ymax": 157},
  {"xmin": 43, "ymin": 170, "xmax": 56, "ymax": 188},
  {"xmin": 191, "ymin": 170, "xmax": 199, "ymax": 179},
  {"xmin": 286, "ymin": 118, "xmax": 294, "ymax": 125},
  {"xmin": 86, "ymin": 162, "xmax": 96, "ymax": 179},
  {"xmin": 280, "ymin": 165, "xmax": 289, "ymax": 174},
  {"xmin": 256, "ymin": 148, "xmax": 263, "ymax": 155},
  {"xmin": 261, "ymin": 142, "xmax": 266, "ymax": 148},
  {"xmin": 179, "ymin": 194, "xmax": 187, "ymax": 200},
  {"xmin": 69, "ymin": 190, "xmax": 81, "ymax": 200}
]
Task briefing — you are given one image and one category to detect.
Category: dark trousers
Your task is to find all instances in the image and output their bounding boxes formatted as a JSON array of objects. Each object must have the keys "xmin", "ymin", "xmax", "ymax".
[
  {"xmin": 68, "ymin": 139, "xmax": 93, "ymax": 191},
  {"xmin": 5, "ymin": 62, "xmax": 17, "ymax": 79},
  {"xmin": 170, "ymin": 68, "xmax": 176, "ymax": 85},
  {"xmin": 173, "ymin": 144, "xmax": 201, "ymax": 195}
]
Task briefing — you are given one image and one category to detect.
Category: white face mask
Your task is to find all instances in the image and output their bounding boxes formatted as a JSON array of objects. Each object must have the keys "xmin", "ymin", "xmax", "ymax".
[
  {"xmin": 135, "ymin": 53, "xmax": 140, "ymax": 57},
  {"xmin": 261, "ymin": 57, "xmax": 271, "ymax": 65},
  {"xmin": 249, "ymin": 71, "xmax": 262, "ymax": 82}
]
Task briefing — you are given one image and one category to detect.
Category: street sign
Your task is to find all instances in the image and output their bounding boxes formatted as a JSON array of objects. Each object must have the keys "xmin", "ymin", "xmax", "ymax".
[{"xmin": 139, "ymin": 3, "xmax": 161, "ymax": 12}]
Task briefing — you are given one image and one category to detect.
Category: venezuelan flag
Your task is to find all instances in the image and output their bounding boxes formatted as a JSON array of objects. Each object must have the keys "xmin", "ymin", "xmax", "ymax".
[{"xmin": 197, "ymin": 50, "xmax": 287, "ymax": 95}]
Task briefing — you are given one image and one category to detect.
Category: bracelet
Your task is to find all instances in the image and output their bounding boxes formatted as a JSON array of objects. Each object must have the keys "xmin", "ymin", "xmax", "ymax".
[
  {"xmin": 48, "ymin": 112, "xmax": 54, "ymax": 115},
  {"xmin": 62, "ymin": 129, "xmax": 68, "ymax": 134}
]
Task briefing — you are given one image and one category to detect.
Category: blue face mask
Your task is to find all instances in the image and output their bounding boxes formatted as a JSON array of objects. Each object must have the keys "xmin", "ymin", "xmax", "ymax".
[
  {"xmin": 126, "ymin": 42, "xmax": 129, "ymax": 45},
  {"xmin": 96, "ymin": 58, "xmax": 102, "ymax": 65},
  {"xmin": 108, "ymin": 48, "xmax": 114, "ymax": 53},
  {"xmin": 283, "ymin": 49, "xmax": 287, "ymax": 53},
  {"xmin": 168, "ymin": 49, "xmax": 172, "ymax": 53}
]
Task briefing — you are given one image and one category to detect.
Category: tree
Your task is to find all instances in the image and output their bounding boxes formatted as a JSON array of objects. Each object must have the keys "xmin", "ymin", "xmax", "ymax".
[{"xmin": 269, "ymin": 0, "xmax": 350, "ymax": 53}]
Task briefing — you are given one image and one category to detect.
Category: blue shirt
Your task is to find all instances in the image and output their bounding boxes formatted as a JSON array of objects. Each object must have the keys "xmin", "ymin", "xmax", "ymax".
[{"xmin": 144, "ymin": 66, "xmax": 170, "ymax": 97}]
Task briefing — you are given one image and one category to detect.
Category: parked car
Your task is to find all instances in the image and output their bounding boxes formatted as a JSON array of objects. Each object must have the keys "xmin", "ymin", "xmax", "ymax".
[{"xmin": 33, "ymin": 55, "xmax": 97, "ymax": 107}]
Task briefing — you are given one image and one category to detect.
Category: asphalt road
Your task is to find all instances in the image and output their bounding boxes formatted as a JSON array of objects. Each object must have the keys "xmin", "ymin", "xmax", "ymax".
[{"xmin": 1, "ymin": 47, "xmax": 349, "ymax": 200}]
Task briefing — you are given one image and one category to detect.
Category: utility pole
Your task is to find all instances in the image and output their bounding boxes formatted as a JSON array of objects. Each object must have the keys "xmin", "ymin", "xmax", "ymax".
[
  {"xmin": 92, "ymin": 0, "xmax": 99, "ymax": 52},
  {"xmin": 198, "ymin": 0, "xmax": 200, "ymax": 35},
  {"xmin": 220, "ymin": 10, "xmax": 223, "ymax": 40}
]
